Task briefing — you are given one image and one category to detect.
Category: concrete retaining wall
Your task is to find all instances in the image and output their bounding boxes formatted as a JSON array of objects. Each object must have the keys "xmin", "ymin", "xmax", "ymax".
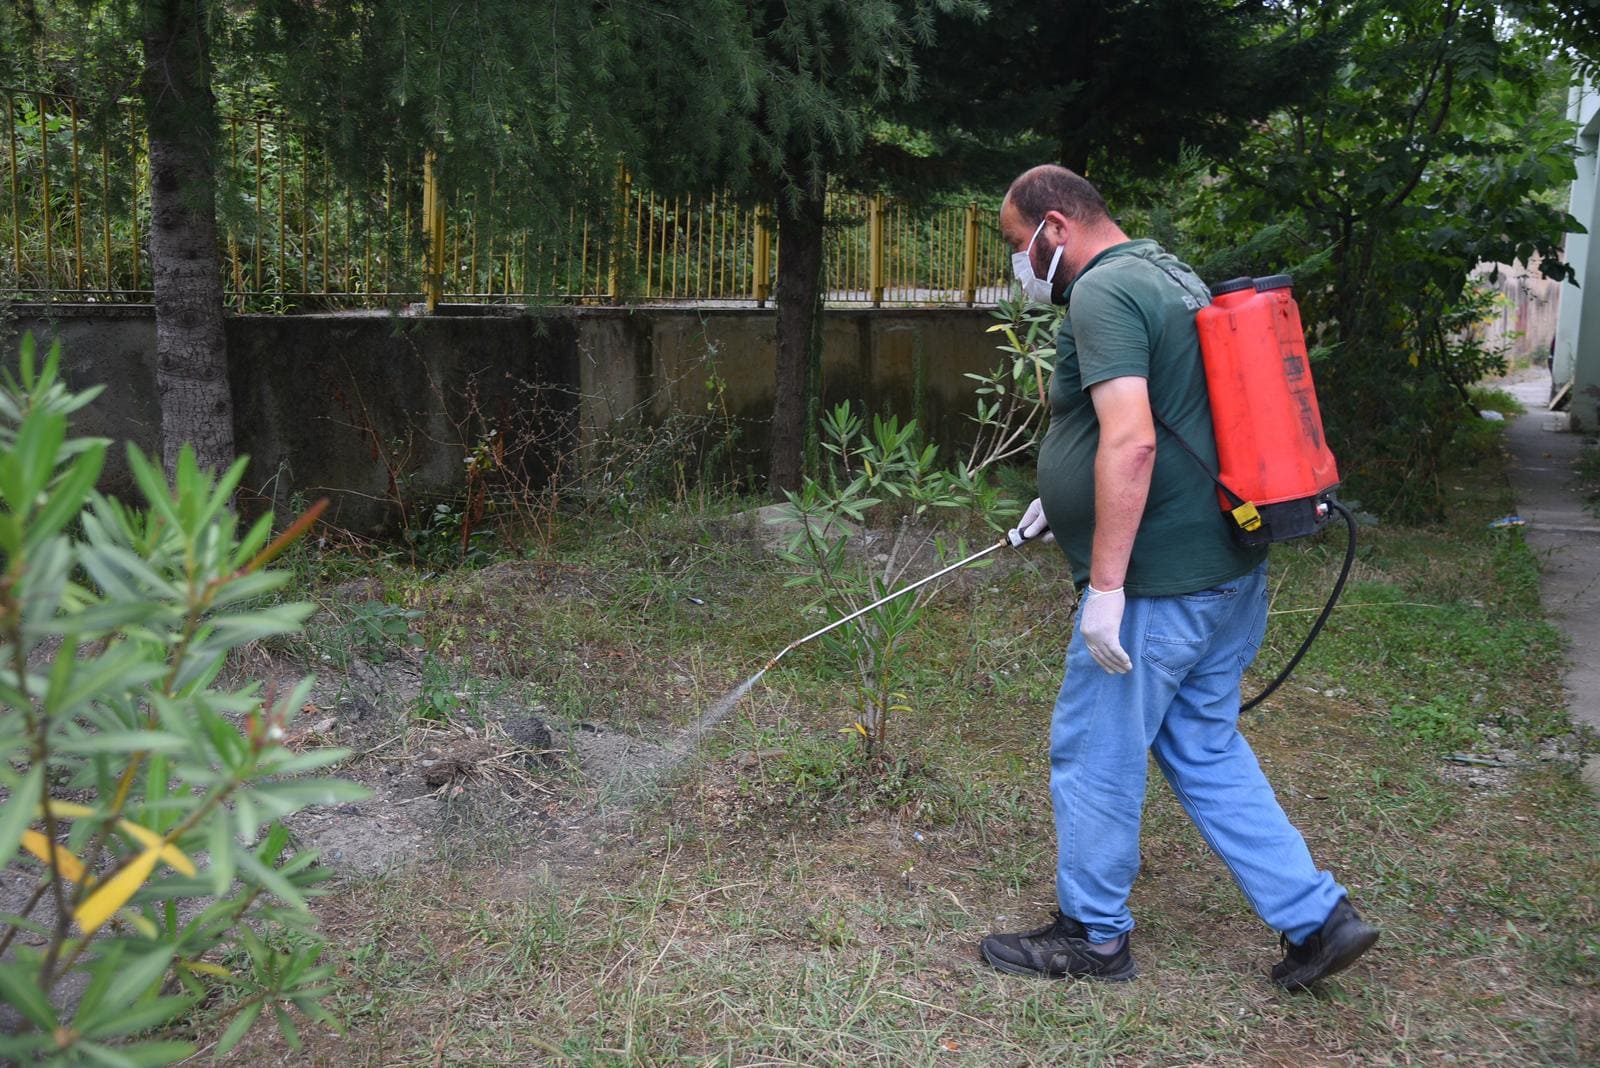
[{"xmin": 6, "ymin": 304, "xmax": 1002, "ymax": 532}]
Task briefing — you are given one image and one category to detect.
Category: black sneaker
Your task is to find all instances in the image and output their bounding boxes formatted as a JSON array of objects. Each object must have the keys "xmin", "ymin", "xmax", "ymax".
[
  {"xmin": 979, "ymin": 912, "xmax": 1137, "ymax": 981},
  {"xmin": 1271, "ymin": 897, "xmax": 1379, "ymax": 990}
]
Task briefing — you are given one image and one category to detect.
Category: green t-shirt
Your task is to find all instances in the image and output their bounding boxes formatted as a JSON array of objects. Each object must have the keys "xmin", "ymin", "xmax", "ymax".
[{"xmin": 1037, "ymin": 239, "xmax": 1267, "ymax": 596}]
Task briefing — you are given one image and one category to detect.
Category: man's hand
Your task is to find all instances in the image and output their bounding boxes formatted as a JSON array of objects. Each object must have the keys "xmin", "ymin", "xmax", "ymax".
[
  {"xmin": 1007, "ymin": 497, "xmax": 1054, "ymax": 547},
  {"xmin": 1079, "ymin": 585, "xmax": 1132, "ymax": 673}
]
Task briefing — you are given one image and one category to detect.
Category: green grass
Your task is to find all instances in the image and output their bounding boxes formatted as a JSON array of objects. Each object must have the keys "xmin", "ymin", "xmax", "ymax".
[
  {"xmin": 1467, "ymin": 385, "xmax": 1525, "ymax": 418},
  {"xmin": 219, "ymin": 434, "xmax": 1598, "ymax": 1067}
]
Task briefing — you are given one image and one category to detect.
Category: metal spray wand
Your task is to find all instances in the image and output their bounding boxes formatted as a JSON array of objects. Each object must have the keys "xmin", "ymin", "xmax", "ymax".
[{"xmin": 676, "ymin": 525, "xmax": 1045, "ymax": 750}]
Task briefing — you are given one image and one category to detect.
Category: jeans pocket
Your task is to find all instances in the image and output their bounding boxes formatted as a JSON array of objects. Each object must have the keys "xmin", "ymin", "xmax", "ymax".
[
  {"xmin": 1177, "ymin": 584, "xmax": 1237, "ymax": 603},
  {"xmin": 1143, "ymin": 636, "xmax": 1205, "ymax": 677},
  {"xmin": 1141, "ymin": 586, "xmax": 1238, "ymax": 677}
]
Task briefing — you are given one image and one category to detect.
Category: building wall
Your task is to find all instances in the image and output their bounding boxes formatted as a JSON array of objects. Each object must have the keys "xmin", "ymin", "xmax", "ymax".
[
  {"xmin": 1555, "ymin": 83, "xmax": 1600, "ymax": 428},
  {"xmin": 5, "ymin": 304, "xmax": 1003, "ymax": 532}
]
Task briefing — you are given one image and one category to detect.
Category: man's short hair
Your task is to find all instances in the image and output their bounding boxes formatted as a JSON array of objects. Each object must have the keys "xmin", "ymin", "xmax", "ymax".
[{"xmin": 1006, "ymin": 165, "xmax": 1110, "ymax": 226}]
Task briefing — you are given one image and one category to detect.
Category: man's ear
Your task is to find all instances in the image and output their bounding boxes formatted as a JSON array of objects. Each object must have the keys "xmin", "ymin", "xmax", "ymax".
[{"xmin": 1042, "ymin": 209, "xmax": 1071, "ymax": 243}]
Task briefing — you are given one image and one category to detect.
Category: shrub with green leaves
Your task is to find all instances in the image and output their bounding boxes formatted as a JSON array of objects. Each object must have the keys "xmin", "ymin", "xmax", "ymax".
[
  {"xmin": 966, "ymin": 294, "xmax": 1062, "ymax": 475},
  {"xmin": 0, "ymin": 337, "xmax": 366, "ymax": 1065},
  {"xmin": 771, "ymin": 401, "xmax": 1015, "ymax": 756}
]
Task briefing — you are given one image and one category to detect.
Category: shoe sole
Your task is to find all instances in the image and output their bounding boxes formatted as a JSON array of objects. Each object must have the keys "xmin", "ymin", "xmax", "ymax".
[
  {"xmin": 980, "ymin": 942, "xmax": 1138, "ymax": 982},
  {"xmin": 1273, "ymin": 926, "xmax": 1380, "ymax": 990}
]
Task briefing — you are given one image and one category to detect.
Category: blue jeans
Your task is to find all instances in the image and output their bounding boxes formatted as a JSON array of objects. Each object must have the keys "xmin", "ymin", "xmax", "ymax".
[{"xmin": 1049, "ymin": 562, "xmax": 1345, "ymax": 945}]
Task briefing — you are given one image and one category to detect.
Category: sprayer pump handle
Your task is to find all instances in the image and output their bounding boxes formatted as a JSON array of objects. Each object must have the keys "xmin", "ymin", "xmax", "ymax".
[{"xmin": 1007, "ymin": 525, "xmax": 1047, "ymax": 548}]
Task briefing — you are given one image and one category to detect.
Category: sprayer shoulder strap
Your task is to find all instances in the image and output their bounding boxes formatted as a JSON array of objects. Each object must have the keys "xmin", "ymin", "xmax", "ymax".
[
  {"xmin": 1149, "ymin": 409, "xmax": 1242, "ymax": 506},
  {"xmin": 1153, "ymin": 406, "xmax": 1271, "ymax": 535},
  {"xmin": 1150, "ymin": 408, "xmax": 1266, "ymax": 534}
]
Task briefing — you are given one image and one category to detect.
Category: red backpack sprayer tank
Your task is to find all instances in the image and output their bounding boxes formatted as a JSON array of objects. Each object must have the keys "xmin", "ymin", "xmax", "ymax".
[
  {"xmin": 1182, "ymin": 273, "xmax": 1358, "ymax": 709},
  {"xmin": 1197, "ymin": 274, "xmax": 1342, "ymax": 546}
]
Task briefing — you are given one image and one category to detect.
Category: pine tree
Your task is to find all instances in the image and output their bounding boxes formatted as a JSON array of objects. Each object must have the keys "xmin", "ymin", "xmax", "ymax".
[
  {"xmin": 612, "ymin": 0, "xmax": 961, "ymax": 493},
  {"xmin": 140, "ymin": 0, "xmax": 231, "ymax": 476},
  {"xmin": 4, "ymin": 1, "xmax": 238, "ymax": 473}
]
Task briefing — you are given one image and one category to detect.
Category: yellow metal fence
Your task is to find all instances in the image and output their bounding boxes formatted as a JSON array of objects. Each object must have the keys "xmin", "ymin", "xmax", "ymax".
[{"xmin": 2, "ymin": 89, "xmax": 1014, "ymax": 311}]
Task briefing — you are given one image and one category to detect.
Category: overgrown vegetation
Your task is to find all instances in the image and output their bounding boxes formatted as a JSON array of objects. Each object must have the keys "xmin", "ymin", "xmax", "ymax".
[
  {"xmin": 0, "ymin": 339, "xmax": 361, "ymax": 1064},
  {"xmin": 196, "ymin": 371, "xmax": 1597, "ymax": 1065}
]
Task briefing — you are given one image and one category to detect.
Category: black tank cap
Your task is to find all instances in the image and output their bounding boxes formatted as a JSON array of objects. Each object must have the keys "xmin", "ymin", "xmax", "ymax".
[
  {"xmin": 1253, "ymin": 274, "xmax": 1293, "ymax": 291},
  {"xmin": 1209, "ymin": 276, "xmax": 1255, "ymax": 297}
]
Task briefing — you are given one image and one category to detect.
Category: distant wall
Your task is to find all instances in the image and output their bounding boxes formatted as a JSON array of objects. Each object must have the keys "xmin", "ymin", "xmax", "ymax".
[
  {"xmin": 5, "ymin": 304, "xmax": 1000, "ymax": 532},
  {"xmin": 1471, "ymin": 262, "xmax": 1561, "ymax": 365},
  {"xmin": 575, "ymin": 306, "xmax": 1000, "ymax": 458}
]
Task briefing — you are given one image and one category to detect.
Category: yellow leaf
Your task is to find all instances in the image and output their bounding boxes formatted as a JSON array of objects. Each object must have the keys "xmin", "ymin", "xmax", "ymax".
[
  {"xmin": 76, "ymin": 848, "xmax": 161, "ymax": 935},
  {"xmin": 20, "ymin": 830, "xmax": 88, "ymax": 883},
  {"xmin": 179, "ymin": 959, "xmax": 233, "ymax": 980},
  {"xmin": 38, "ymin": 799, "xmax": 95, "ymax": 820},
  {"xmin": 35, "ymin": 801, "xmax": 195, "ymax": 877},
  {"xmin": 115, "ymin": 820, "xmax": 197, "ymax": 877},
  {"xmin": 852, "ymin": 722, "xmax": 868, "ymax": 737},
  {"xmin": 124, "ymin": 912, "xmax": 159, "ymax": 939}
]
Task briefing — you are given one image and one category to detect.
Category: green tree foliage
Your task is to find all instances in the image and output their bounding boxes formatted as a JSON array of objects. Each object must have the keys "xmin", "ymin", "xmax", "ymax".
[
  {"xmin": 0, "ymin": 337, "xmax": 361, "ymax": 1064},
  {"xmin": 894, "ymin": 0, "xmax": 1346, "ymax": 189},
  {"xmin": 615, "ymin": 0, "xmax": 1349, "ymax": 494},
  {"xmin": 1503, "ymin": 1, "xmax": 1600, "ymax": 75},
  {"xmin": 1138, "ymin": 2, "xmax": 1581, "ymax": 517},
  {"xmin": 251, "ymin": 0, "xmax": 643, "ymax": 236}
]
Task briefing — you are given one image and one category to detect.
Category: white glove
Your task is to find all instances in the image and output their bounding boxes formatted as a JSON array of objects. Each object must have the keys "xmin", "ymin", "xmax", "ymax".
[
  {"xmin": 1007, "ymin": 497, "xmax": 1054, "ymax": 547},
  {"xmin": 1079, "ymin": 585, "xmax": 1132, "ymax": 674}
]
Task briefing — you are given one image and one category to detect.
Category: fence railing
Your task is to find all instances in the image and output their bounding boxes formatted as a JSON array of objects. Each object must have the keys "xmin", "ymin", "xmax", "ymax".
[{"xmin": 1, "ymin": 89, "xmax": 1014, "ymax": 311}]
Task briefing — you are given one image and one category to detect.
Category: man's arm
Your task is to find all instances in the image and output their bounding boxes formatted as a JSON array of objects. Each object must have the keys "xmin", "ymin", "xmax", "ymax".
[{"xmin": 1087, "ymin": 375, "xmax": 1157, "ymax": 589}]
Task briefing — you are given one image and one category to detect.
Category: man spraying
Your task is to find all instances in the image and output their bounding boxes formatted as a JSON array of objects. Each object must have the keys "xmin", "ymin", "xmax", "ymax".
[{"xmin": 979, "ymin": 164, "xmax": 1378, "ymax": 989}]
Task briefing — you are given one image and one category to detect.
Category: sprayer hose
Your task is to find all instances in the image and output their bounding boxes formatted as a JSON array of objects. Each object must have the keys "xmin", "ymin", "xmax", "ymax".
[{"xmin": 1241, "ymin": 499, "xmax": 1358, "ymax": 712}]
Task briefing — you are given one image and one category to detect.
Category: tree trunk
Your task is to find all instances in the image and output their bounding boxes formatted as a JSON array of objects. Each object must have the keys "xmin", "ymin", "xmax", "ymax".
[
  {"xmin": 143, "ymin": 0, "xmax": 233, "ymax": 476},
  {"xmin": 769, "ymin": 186, "xmax": 826, "ymax": 494}
]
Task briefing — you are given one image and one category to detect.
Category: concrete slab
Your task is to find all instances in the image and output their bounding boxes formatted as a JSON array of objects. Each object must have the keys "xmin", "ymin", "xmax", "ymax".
[{"xmin": 1503, "ymin": 375, "xmax": 1600, "ymax": 793}]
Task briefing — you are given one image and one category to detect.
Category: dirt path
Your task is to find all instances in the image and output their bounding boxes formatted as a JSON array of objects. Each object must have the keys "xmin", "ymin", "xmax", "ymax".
[{"xmin": 1503, "ymin": 371, "xmax": 1600, "ymax": 792}]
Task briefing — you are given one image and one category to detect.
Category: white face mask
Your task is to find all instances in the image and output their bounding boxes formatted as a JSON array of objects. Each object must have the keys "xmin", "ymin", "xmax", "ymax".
[{"xmin": 1012, "ymin": 217, "xmax": 1064, "ymax": 304}]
